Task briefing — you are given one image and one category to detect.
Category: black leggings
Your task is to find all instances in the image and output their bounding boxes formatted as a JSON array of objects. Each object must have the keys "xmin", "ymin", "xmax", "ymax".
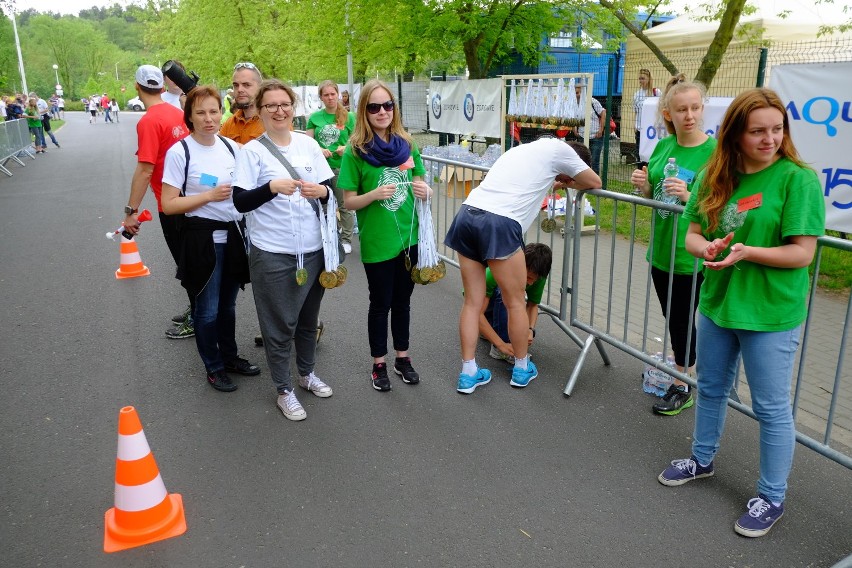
[
  {"xmin": 363, "ymin": 247, "xmax": 418, "ymax": 358},
  {"xmin": 650, "ymin": 266, "xmax": 702, "ymax": 368}
]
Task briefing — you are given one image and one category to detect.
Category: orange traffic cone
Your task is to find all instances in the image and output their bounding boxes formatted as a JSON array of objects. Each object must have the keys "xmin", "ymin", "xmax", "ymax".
[
  {"xmin": 104, "ymin": 406, "xmax": 187, "ymax": 553},
  {"xmin": 115, "ymin": 235, "xmax": 151, "ymax": 279}
]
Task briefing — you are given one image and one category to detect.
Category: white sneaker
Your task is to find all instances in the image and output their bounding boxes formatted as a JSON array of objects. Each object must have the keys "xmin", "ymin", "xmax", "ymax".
[
  {"xmin": 488, "ymin": 344, "xmax": 515, "ymax": 365},
  {"xmin": 277, "ymin": 390, "xmax": 307, "ymax": 421},
  {"xmin": 342, "ymin": 242, "xmax": 352, "ymax": 254},
  {"xmin": 299, "ymin": 372, "xmax": 333, "ymax": 398}
]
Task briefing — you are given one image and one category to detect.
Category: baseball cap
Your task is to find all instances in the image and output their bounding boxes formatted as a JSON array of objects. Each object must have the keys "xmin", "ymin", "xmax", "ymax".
[{"xmin": 135, "ymin": 65, "xmax": 164, "ymax": 89}]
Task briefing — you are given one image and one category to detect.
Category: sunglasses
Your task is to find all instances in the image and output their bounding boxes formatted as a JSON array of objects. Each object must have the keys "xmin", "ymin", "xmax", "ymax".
[
  {"xmin": 366, "ymin": 100, "xmax": 394, "ymax": 114},
  {"xmin": 234, "ymin": 62, "xmax": 258, "ymax": 71}
]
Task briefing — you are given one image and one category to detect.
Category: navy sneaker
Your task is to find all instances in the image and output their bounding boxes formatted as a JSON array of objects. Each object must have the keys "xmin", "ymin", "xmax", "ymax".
[
  {"xmin": 510, "ymin": 360, "xmax": 538, "ymax": 388},
  {"xmin": 658, "ymin": 456, "xmax": 715, "ymax": 486},
  {"xmin": 734, "ymin": 495, "xmax": 784, "ymax": 537},
  {"xmin": 457, "ymin": 368, "xmax": 492, "ymax": 394}
]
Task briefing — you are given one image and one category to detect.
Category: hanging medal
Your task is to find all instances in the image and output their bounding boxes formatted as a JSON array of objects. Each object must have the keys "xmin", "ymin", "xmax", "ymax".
[
  {"xmin": 541, "ymin": 183, "xmax": 557, "ymax": 233},
  {"xmin": 391, "ymin": 181, "xmax": 416, "ymax": 273},
  {"xmin": 289, "ymin": 191, "xmax": 308, "ymax": 286},
  {"xmin": 318, "ymin": 187, "xmax": 343, "ymax": 289},
  {"xmin": 415, "ymin": 187, "xmax": 443, "ymax": 284}
]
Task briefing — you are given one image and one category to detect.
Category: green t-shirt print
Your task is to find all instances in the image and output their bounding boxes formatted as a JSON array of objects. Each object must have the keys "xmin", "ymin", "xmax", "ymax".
[
  {"xmin": 337, "ymin": 143, "xmax": 427, "ymax": 264},
  {"xmin": 646, "ymin": 135, "xmax": 717, "ymax": 274},
  {"xmin": 684, "ymin": 158, "xmax": 825, "ymax": 331},
  {"xmin": 306, "ymin": 110, "xmax": 355, "ymax": 170}
]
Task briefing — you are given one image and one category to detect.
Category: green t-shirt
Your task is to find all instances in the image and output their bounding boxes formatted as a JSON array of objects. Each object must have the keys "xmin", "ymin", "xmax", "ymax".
[
  {"xmin": 337, "ymin": 142, "xmax": 427, "ymax": 263},
  {"xmin": 306, "ymin": 110, "xmax": 355, "ymax": 170},
  {"xmin": 646, "ymin": 135, "xmax": 717, "ymax": 274},
  {"xmin": 684, "ymin": 158, "xmax": 825, "ymax": 331},
  {"xmin": 485, "ymin": 268, "xmax": 546, "ymax": 305}
]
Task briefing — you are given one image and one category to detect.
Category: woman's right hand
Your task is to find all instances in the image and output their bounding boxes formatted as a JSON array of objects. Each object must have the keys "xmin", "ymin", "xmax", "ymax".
[
  {"xmin": 207, "ymin": 183, "xmax": 232, "ymax": 203},
  {"xmin": 371, "ymin": 184, "xmax": 398, "ymax": 202},
  {"xmin": 321, "ymin": 148, "xmax": 332, "ymax": 158},
  {"xmin": 270, "ymin": 179, "xmax": 303, "ymax": 196}
]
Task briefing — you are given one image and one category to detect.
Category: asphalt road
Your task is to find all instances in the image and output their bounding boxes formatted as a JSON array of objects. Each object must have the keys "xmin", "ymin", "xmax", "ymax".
[{"xmin": 1, "ymin": 111, "xmax": 850, "ymax": 567}]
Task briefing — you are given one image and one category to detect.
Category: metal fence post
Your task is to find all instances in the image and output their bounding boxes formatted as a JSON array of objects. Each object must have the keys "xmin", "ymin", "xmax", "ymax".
[{"xmin": 756, "ymin": 47, "xmax": 769, "ymax": 87}]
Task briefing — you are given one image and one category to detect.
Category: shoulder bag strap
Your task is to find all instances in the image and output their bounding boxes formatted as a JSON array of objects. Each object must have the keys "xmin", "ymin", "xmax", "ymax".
[
  {"xmin": 255, "ymin": 133, "xmax": 321, "ymax": 219},
  {"xmin": 180, "ymin": 139, "xmax": 190, "ymax": 197}
]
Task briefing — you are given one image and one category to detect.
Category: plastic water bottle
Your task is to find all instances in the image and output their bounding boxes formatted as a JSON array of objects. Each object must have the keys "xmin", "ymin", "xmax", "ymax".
[
  {"xmin": 661, "ymin": 158, "xmax": 679, "ymax": 204},
  {"xmin": 643, "ymin": 352, "xmax": 675, "ymax": 396}
]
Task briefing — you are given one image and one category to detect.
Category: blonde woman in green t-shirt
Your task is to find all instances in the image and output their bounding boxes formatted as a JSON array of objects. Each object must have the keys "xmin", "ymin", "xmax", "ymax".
[
  {"xmin": 658, "ymin": 88, "xmax": 824, "ymax": 538},
  {"xmin": 338, "ymin": 80, "xmax": 431, "ymax": 392},
  {"xmin": 306, "ymin": 80, "xmax": 357, "ymax": 252},
  {"xmin": 631, "ymin": 74, "xmax": 716, "ymax": 416}
]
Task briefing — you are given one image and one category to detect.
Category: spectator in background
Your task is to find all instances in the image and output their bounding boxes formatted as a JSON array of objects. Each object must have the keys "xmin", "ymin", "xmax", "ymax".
[
  {"xmin": 101, "ymin": 93, "xmax": 112, "ymax": 122},
  {"xmin": 632, "ymin": 68, "xmax": 661, "ymax": 165},
  {"xmin": 0, "ymin": 96, "xmax": 6, "ymax": 121},
  {"xmin": 220, "ymin": 62, "xmax": 265, "ymax": 144},
  {"xmin": 88, "ymin": 96, "xmax": 99, "ymax": 124},
  {"xmin": 341, "ymin": 90, "xmax": 351, "ymax": 111},
  {"xmin": 49, "ymin": 94, "xmax": 59, "ymax": 119},
  {"xmin": 24, "ymin": 97, "xmax": 46, "ymax": 153},
  {"xmin": 574, "ymin": 82, "xmax": 606, "ymax": 173},
  {"xmin": 110, "ymin": 97, "xmax": 120, "ymax": 123},
  {"xmin": 306, "ymin": 80, "xmax": 357, "ymax": 255},
  {"xmin": 57, "ymin": 96, "xmax": 65, "ymax": 119},
  {"xmin": 162, "ymin": 61, "xmax": 185, "ymax": 109},
  {"xmin": 6, "ymin": 96, "xmax": 24, "ymax": 120}
]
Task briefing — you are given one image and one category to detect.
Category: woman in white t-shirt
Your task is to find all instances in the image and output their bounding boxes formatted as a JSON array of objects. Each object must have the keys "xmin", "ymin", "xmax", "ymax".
[
  {"xmin": 632, "ymin": 68, "xmax": 661, "ymax": 160},
  {"xmin": 232, "ymin": 79, "xmax": 336, "ymax": 421},
  {"xmin": 161, "ymin": 85, "xmax": 256, "ymax": 394}
]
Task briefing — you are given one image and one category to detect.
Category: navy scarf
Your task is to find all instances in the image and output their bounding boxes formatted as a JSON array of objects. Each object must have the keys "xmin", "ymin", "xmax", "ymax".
[{"xmin": 358, "ymin": 134, "xmax": 411, "ymax": 168}]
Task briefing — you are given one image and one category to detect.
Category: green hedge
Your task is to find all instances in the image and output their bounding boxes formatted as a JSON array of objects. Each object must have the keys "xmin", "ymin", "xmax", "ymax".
[{"xmin": 64, "ymin": 101, "xmax": 86, "ymax": 112}]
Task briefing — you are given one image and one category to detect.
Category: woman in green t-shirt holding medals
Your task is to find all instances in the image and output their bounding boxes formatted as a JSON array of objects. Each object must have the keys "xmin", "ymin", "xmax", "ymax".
[
  {"xmin": 657, "ymin": 88, "xmax": 825, "ymax": 538},
  {"xmin": 338, "ymin": 80, "xmax": 432, "ymax": 392},
  {"xmin": 306, "ymin": 80, "xmax": 357, "ymax": 253}
]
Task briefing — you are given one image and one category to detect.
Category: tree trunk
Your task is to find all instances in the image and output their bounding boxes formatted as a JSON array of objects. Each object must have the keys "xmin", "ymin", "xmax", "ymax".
[{"xmin": 694, "ymin": 0, "xmax": 748, "ymax": 89}]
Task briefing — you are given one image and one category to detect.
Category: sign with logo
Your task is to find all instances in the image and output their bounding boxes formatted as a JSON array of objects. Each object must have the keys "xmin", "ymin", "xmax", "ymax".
[
  {"xmin": 639, "ymin": 97, "xmax": 733, "ymax": 162},
  {"xmin": 428, "ymin": 79, "xmax": 502, "ymax": 138},
  {"xmin": 771, "ymin": 62, "xmax": 852, "ymax": 232}
]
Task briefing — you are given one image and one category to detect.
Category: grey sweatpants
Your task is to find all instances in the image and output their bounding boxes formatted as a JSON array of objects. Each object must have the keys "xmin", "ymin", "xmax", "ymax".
[{"xmin": 250, "ymin": 247, "xmax": 325, "ymax": 394}]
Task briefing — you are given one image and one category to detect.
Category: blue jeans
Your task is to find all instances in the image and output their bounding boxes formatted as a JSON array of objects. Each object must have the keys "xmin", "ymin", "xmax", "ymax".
[
  {"xmin": 193, "ymin": 243, "xmax": 239, "ymax": 372},
  {"xmin": 29, "ymin": 126, "xmax": 46, "ymax": 148},
  {"xmin": 484, "ymin": 288, "xmax": 509, "ymax": 344},
  {"xmin": 692, "ymin": 313, "xmax": 800, "ymax": 503},
  {"xmin": 589, "ymin": 136, "xmax": 604, "ymax": 173}
]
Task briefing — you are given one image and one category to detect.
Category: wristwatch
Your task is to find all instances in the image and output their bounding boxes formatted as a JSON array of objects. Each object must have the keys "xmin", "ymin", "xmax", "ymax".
[{"xmin": 124, "ymin": 205, "xmax": 138, "ymax": 215}]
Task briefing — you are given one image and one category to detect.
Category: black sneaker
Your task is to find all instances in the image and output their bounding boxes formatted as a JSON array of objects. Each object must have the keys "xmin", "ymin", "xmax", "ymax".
[
  {"xmin": 371, "ymin": 363, "xmax": 391, "ymax": 392},
  {"xmin": 207, "ymin": 369, "xmax": 237, "ymax": 392},
  {"xmin": 224, "ymin": 356, "xmax": 261, "ymax": 376},
  {"xmin": 653, "ymin": 384, "xmax": 694, "ymax": 416},
  {"xmin": 393, "ymin": 357, "xmax": 420, "ymax": 385},
  {"xmin": 165, "ymin": 320, "xmax": 195, "ymax": 339},
  {"xmin": 171, "ymin": 306, "xmax": 191, "ymax": 325},
  {"xmin": 255, "ymin": 334, "xmax": 264, "ymax": 347}
]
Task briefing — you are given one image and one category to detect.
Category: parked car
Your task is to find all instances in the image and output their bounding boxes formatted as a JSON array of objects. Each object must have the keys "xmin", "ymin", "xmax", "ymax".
[{"xmin": 126, "ymin": 96, "xmax": 144, "ymax": 111}]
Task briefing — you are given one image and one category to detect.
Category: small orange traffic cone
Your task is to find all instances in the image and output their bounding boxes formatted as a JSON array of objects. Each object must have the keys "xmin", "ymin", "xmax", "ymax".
[
  {"xmin": 114, "ymin": 235, "xmax": 151, "ymax": 279},
  {"xmin": 104, "ymin": 406, "xmax": 187, "ymax": 553}
]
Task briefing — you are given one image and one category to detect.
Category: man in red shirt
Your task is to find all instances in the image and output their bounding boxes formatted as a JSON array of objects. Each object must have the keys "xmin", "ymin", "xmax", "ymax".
[{"xmin": 122, "ymin": 65, "xmax": 192, "ymax": 338}]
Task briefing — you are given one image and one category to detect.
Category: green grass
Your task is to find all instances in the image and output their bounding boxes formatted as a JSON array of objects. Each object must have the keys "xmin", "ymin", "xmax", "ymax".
[{"xmin": 587, "ymin": 186, "xmax": 851, "ymax": 293}]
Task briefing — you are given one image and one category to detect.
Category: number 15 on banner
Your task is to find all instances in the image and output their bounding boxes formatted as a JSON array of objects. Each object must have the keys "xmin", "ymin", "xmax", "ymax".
[{"xmin": 822, "ymin": 168, "xmax": 852, "ymax": 210}]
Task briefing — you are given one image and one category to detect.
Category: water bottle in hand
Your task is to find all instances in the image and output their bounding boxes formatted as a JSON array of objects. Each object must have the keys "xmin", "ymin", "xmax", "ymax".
[{"xmin": 661, "ymin": 157, "xmax": 679, "ymax": 204}]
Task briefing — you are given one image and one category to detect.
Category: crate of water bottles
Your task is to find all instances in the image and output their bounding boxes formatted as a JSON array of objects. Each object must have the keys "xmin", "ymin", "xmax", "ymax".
[{"xmin": 642, "ymin": 352, "xmax": 676, "ymax": 397}]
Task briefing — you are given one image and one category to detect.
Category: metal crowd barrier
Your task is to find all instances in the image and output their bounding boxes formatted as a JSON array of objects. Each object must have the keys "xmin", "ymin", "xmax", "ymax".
[
  {"xmin": 0, "ymin": 118, "xmax": 36, "ymax": 177},
  {"xmin": 424, "ymin": 153, "xmax": 852, "ymax": 472}
]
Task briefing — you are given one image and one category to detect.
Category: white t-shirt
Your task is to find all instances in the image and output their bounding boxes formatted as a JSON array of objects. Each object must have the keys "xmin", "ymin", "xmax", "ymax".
[
  {"xmin": 162, "ymin": 135, "xmax": 240, "ymax": 244},
  {"xmin": 233, "ymin": 132, "xmax": 334, "ymax": 255},
  {"xmin": 58, "ymin": 98, "xmax": 65, "ymax": 108},
  {"xmin": 88, "ymin": 100, "xmax": 99, "ymax": 112},
  {"xmin": 162, "ymin": 91, "xmax": 182, "ymax": 110},
  {"xmin": 463, "ymin": 138, "xmax": 591, "ymax": 233}
]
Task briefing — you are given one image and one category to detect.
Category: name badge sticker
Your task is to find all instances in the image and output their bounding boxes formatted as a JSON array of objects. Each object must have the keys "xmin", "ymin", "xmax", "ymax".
[
  {"xmin": 199, "ymin": 173, "xmax": 218, "ymax": 187},
  {"xmin": 400, "ymin": 156, "xmax": 415, "ymax": 171},
  {"xmin": 737, "ymin": 193, "xmax": 762, "ymax": 213}
]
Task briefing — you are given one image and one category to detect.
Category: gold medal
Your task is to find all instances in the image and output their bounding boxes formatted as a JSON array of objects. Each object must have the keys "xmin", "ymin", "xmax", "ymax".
[
  {"xmin": 437, "ymin": 260, "xmax": 447, "ymax": 277},
  {"xmin": 540, "ymin": 217, "xmax": 556, "ymax": 233},
  {"xmin": 335, "ymin": 266, "xmax": 347, "ymax": 287},
  {"xmin": 296, "ymin": 267, "xmax": 308, "ymax": 286},
  {"xmin": 410, "ymin": 266, "xmax": 421, "ymax": 284},
  {"xmin": 420, "ymin": 266, "xmax": 435, "ymax": 282},
  {"xmin": 319, "ymin": 271, "xmax": 338, "ymax": 289},
  {"xmin": 404, "ymin": 255, "xmax": 412, "ymax": 272},
  {"xmin": 428, "ymin": 265, "xmax": 441, "ymax": 282}
]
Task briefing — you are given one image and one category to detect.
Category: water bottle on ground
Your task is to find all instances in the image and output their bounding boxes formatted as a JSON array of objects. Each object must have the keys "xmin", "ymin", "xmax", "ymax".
[
  {"xmin": 660, "ymin": 157, "xmax": 679, "ymax": 204},
  {"xmin": 643, "ymin": 352, "xmax": 675, "ymax": 396}
]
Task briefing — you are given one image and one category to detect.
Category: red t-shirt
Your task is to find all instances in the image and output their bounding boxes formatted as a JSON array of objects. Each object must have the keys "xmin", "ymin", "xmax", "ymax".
[{"xmin": 135, "ymin": 102, "xmax": 189, "ymax": 210}]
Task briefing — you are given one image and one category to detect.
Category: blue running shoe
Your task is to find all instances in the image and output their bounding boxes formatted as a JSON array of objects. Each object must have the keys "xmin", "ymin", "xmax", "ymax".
[
  {"xmin": 510, "ymin": 360, "xmax": 538, "ymax": 387},
  {"xmin": 734, "ymin": 494, "xmax": 784, "ymax": 538},
  {"xmin": 457, "ymin": 368, "xmax": 492, "ymax": 394}
]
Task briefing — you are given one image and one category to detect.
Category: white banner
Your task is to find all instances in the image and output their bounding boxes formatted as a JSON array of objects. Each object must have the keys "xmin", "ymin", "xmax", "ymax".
[
  {"xmin": 428, "ymin": 79, "xmax": 502, "ymax": 138},
  {"xmin": 771, "ymin": 62, "xmax": 852, "ymax": 233},
  {"xmin": 639, "ymin": 97, "xmax": 733, "ymax": 162}
]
